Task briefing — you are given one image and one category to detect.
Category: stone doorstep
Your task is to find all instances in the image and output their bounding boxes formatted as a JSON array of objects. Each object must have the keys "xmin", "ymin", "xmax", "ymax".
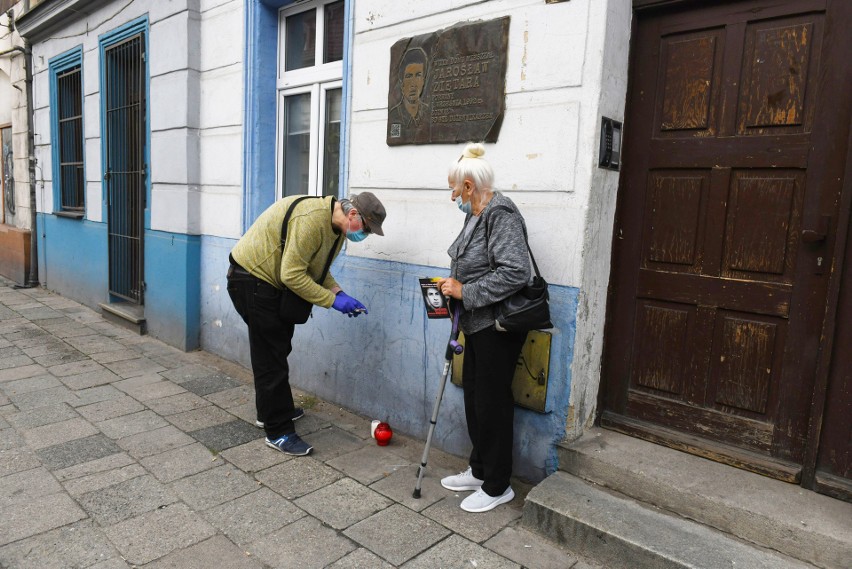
[
  {"xmin": 99, "ymin": 302, "xmax": 146, "ymax": 336},
  {"xmin": 522, "ymin": 471, "xmax": 816, "ymax": 569},
  {"xmin": 524, "ymin": 427, "xmax": 851, "ymax": 569}
]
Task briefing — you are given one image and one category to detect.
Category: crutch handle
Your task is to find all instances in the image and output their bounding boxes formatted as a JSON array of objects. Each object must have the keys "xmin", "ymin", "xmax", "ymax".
[{"xmin": 446, "ymin": 301, "xmax": 464, "ymax": 358}]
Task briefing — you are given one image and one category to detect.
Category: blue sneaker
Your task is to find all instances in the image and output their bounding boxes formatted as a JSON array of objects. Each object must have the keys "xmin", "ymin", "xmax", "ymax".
[
  {"xmin": 255, "ymin": 408, "xmax": 304, "ymax": 429},
  {"xmin": 265, "ymin": 433, "xmax": 312, "ymax": 456}
]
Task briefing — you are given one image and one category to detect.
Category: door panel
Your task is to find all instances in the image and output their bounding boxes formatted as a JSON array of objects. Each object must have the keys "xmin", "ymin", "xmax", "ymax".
[
  {"xmin": 630, "ymin": 301, "xmax": 692, "ymax": 396},
  {"xmin": 736, "ymin": 17, "xmax": 821, "ymax": 135},
  {"xmin": 722, "ymin": 170, "xmax": 803, "ymax": 283},
  {"xmin": 603, "ymin": 0, "xmax": 852, "ymax": 475},
  {"xmin": 657, "ymin": 31, "xmax": 724, "ymax": 135},
  {"xmin": 642, "ymin": 171, "xmax": 708, "ymax": 273},
  {"xmin": 708, "ymin": 311, "xmax": 785, "ymax": 417}
]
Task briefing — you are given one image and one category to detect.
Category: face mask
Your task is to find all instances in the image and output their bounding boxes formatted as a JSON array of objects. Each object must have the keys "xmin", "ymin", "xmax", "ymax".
[
  {"xmin": 455, "ymin": 195, "xmax": 472, "ymax": 215},
  {"xmin": 346, "ymin": 229, "xmax": 367, "ymax": 242},
  {"xmin": 346, "ymin": 213, "xmax": 368, "ymax": 242}
]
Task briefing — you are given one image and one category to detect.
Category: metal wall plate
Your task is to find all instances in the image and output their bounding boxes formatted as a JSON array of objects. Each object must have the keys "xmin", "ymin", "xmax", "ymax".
[{"xmin": 450, "ymin": 329, "xmax": 552, "ymax": 413}]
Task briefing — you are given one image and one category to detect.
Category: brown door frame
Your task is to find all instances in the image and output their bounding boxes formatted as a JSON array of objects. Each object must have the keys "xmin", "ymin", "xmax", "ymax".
[
  {"xmin": 601, "ymin": 0, "xmax": 852, "ymax": 489},
  {"xmin": 802, "ymin": 124, "xmax": 852, "ymax": 493}
]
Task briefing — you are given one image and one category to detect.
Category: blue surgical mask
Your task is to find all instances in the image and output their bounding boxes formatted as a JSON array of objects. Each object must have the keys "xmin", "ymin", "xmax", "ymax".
[
  {"xmin": 346, "ymin": 212, "xmax": 369, "ymax": 242},
  {"xmin": 455, "ymin": 195, "xmax": 472, "ymax": 215},
  {"xmin": 346, "ymin": 229, "xmax": 367, "ymax": 242}
]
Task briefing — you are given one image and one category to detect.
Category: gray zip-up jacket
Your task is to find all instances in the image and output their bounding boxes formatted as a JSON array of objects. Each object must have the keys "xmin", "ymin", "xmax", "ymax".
[{"xmin": 449, "ymin": 193, "xmax": 531, "ymax": 335}]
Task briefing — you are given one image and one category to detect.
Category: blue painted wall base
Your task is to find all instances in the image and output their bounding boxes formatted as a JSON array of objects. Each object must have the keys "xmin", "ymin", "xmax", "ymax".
[
  {"xmin": 144, "ymin": 230, "xmax": 201, "ymax": 351},
  {"xmin": 37, "ymin": 213, "xmax": 201, "ymax": 351},
  {"xmin": 37, "ymin": 214, "xmax": 109, "ymax": 309}
]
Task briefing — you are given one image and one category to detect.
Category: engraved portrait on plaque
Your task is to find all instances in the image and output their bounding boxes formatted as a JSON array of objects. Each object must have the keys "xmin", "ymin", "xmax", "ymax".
[
  {"xmin": 388, "ymin": 48, "xmax": 430, "ymax": 138},
  {"xmin": 386, "ymin": 17, "xmax": 510, "ymax": 146}
]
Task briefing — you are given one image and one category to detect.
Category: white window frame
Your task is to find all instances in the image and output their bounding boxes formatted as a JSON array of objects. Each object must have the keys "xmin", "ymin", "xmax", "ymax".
[{"xmin": 275, "ymin": 0, "xmax": 344, "ymax": 198}]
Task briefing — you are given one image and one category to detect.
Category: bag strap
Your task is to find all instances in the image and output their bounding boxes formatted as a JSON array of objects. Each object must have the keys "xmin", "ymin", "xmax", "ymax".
[
  {"xmin": 280, "ymin": 196, "xmax": 342, "ymax": 285},
  {"xmin": 484, "ymin": 204, "xmax": 543, "ymax": 278}
]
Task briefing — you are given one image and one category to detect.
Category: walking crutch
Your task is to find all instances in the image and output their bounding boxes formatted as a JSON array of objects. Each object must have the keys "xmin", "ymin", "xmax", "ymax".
[{"xmin": 413, "ymin": 302, "xmax": 464, "ymax": 498}]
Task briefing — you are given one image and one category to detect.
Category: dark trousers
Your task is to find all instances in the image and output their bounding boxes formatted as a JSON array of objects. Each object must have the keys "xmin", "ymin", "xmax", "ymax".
[
  {"xmin": 462, "ymin": 325, "xmax": 527, "ymax": 496},
  {"xmin": 226, "ymin": 266, "xmax": 300, "ymax": 439}
]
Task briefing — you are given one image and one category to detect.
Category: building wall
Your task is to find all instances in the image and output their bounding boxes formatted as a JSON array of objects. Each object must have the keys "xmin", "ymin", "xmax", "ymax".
[
  {"xmin": 0, "ymin": 5, "xmax": 30, "ymax": 232},
  {"xmin": 22, "ymin": 0, "xmax": 244, "ymax": 349},
  {"xmin": 0, "ymin": 4, "xmax": 33, "ymax": 286},
  {"xmin": 150, "ymin": 0, "xmax": 244, "ymax": 240},
  {"xmin": 568, "ymin": 0, "xmax": 632, "ymax": 439},
  {"xmin": 201, "ymin": 0, "xmax": 631, "ymax": 483},
  {"xmin": 345, "ymin": 0, "xmax": 629, "ymax": 474},
  {"xmin": 20, "ymin": 0, "xmax": 632, "ymax": 483},
  {"xmin": 0, "ymin": 69, "xmax": 12, "ymax": 125}
]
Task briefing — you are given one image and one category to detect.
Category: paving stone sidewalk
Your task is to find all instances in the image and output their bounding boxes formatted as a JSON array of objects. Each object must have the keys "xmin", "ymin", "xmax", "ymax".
[{"xmin": 0, "ymin": 277, "xmax": 595, "ymax": 569}]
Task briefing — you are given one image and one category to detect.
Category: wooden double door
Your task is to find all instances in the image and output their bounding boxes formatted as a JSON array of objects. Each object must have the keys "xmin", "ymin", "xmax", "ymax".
[{"xmin": 603, "ymin": 0, "xmax": 852, "ymax": 493}]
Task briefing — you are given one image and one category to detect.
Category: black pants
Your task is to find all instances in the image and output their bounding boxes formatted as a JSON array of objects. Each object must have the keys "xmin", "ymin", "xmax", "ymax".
[
  {"xmin": 462, "ymin": 325, "xmax": 527, "ymax": 496},
  {"xmin": 227, "ymin": 266, "xmax": 300, "ymax": 439}
]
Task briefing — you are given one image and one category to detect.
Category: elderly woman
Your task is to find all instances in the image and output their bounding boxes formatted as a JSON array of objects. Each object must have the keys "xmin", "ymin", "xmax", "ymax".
[{"xmin": 437, "ymin": 142, "xmax": 531, "ymax": 513}]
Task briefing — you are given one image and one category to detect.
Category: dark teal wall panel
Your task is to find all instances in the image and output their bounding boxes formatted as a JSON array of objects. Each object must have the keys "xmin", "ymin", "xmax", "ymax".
[
  {"xmin": 37, "ymin": 213, "xmax": 109, "ymax": 309},
  {"xmin": 144, "ymin": 230, "xmax": 201, "ymax": 351},
  {"xmin": 37, "ymin": 213, "xmax": 200, "ymax": 351}
]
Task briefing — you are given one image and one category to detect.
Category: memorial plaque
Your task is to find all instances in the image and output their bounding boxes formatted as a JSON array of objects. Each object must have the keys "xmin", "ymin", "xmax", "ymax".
[{"xmin": 386, "ymin": 17, "xmax": 510, "ymax": 146}]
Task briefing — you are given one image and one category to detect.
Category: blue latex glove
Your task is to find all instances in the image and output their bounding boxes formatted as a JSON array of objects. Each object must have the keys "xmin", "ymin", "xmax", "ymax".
[{"xmin": 332, "ymin": 292, "xmax": 368, "ymax": 317}]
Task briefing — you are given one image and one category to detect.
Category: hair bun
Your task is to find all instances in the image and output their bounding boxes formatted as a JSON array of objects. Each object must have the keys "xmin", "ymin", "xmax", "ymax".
[{"xmin": 462, "ymin": 142, "xmax": 486, "ymax": 159}]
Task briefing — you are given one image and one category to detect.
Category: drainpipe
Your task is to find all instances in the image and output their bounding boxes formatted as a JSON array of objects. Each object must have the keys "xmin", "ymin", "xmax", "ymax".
[{"xmin": 0, "ymin": 10, "xmax": 38, "ymax": 287}]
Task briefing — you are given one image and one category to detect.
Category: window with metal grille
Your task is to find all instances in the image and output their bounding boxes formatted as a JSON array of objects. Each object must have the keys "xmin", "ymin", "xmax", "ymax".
[
  {"xmin": 276, "ymin": 0, "xmax": 344, "ymax": 198},
  {"xmin": 49, "ymin": 47, "xmax": 85, "ymax": 215},
  {"xmin": 57, "ymin": 66, "xmax": 84, "ymax": 211}
]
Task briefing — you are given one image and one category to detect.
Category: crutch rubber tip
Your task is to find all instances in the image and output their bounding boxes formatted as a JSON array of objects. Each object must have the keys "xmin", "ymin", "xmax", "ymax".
[{"xmin": 413, "ymin": 489, "xmax": 421, "ymax": 499}]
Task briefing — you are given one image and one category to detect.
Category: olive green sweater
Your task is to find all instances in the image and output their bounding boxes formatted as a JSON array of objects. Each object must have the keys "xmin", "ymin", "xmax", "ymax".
[{"xmin": 230, "ymin": 196, "xmax": 343, "ymax": 308}]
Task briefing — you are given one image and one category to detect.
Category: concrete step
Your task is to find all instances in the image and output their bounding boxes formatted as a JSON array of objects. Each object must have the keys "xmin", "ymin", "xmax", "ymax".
[
  {"xmin": 523, "ymin": 471, "xmax": 817, "ymax": 569},
  {"xmin": 99, "ymin": 301, "xmax": 146, "ymax": 335},
  {"xmin": 549, "ymin": 428, "xmax": 851, "ymax": 568}
]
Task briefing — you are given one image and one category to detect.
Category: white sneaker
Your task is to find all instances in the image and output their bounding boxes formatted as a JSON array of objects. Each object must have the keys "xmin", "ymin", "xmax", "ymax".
[
  {"xmin": 460, "ymin": 487, "xmax": 515, "ymax": 513},
  {"xmin": 441, "ymin": 467, "xmax": 484, "ymax": 491}
]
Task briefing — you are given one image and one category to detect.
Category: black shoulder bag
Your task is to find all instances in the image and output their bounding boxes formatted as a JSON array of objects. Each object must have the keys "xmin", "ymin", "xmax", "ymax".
[
  {"xmin": 278, "ymin": 196, "xmax": 342, "ymax": 324},
  {"xmin": 486, "ymin": 205, "xmax": 553, "ymax": 332}
]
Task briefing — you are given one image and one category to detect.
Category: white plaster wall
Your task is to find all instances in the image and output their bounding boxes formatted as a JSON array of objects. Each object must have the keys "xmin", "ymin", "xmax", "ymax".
[
  {"xmin": 197, "ymin": 0, "xmax": 243, "ymax": 239},
  {"xmin": 79, "ymin": 46, "xmax": 103, "ymax": 222},
  {"xmin": 27, "ymin": 0, "xmax": 243, "ymax": 237},
  {"xmin": 568, "ymin": 0, "xmax": 632, "ymax": 438},
  {"xmin": 151, "ymin": 71, "xmax": 195, "ymax": 132},
  {"xmin": 149, "ymin": 4, "xmax": 200, "ymax": 235},
  {"xmin": 29, "ymin": 0, "xmax": 189, "ymax": 226},
  {"xmin": 349, "ymin": 0, "xmax": 600, "ymax": 289},
  {"xmin": 83, "ymin": 138, "xmax": 101, "ymax": 220},
  {"xmin": 199, "ymin": 126, "xmax": 242, "ymax": 188}
]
